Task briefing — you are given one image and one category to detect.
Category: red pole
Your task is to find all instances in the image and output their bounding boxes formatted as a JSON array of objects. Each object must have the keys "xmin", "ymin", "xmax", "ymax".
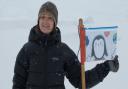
[{"xmin": 79, "ymin": 18, "xmax": 86, "ymax": 89}]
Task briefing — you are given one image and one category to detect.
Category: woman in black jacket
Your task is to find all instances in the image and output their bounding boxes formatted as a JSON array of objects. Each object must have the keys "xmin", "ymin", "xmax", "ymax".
[{"xmin": 12, "ymin": 1, "xmax": 119, "ymax": 89}]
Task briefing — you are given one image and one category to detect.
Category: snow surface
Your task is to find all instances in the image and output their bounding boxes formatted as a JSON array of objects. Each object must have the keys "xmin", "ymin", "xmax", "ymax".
[{"xmin": 0, "ymin": 0, "xmax": 128, "ymax": 89}]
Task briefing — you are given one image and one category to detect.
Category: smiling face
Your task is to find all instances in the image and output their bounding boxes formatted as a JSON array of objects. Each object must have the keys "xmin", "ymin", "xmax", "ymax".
[
  {"xmin": 39, "ymin": 12, "xmax": 54, "ymax": 34},
  {"xmin": 93, "ymin": 38, "xmax": 105, "ymax": 59}
]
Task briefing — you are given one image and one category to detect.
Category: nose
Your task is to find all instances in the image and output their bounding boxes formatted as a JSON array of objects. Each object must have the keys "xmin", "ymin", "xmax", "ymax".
[{"xmin": 42, "ymin": 18, "xmax": 50, "ymax": 26}]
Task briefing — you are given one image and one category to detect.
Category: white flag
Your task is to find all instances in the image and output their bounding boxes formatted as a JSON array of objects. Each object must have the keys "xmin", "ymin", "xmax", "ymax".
[{"xmin": 85, "ymin": 26, "xmax": 118, "ymax": 62}]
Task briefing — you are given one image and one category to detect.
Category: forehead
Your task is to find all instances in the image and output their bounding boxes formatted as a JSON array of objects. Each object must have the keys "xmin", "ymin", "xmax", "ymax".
[{"xmin": 41, "ymin": 11, "xmax": 53, "ymax": 17}]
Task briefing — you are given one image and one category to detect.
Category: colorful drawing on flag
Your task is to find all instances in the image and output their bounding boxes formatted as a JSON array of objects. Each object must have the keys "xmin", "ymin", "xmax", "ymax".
[
  {"xmin": 85, "ymin": 26, "xmax": 118, "ymax": 62},
  {"xmin": 91, "ymin": 35, "xmax": 108, "ymax": 60}
]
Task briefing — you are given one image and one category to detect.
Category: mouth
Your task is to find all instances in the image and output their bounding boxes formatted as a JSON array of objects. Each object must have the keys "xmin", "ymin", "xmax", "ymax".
[{"xmin": 42, "ymin": 25, "xmax": 50, "ymax": 30}]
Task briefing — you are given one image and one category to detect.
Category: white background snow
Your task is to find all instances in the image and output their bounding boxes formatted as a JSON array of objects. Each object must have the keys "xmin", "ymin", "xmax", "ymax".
[{"xmin": 0, "ymin": 0, "xmax": 128, "ymax": 89}]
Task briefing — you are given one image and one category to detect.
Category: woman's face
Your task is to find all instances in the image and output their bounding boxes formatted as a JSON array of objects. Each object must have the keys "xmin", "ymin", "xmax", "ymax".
[{"xmin": 39, "ymin": 12, "xmax": 54, "ymax": 34}]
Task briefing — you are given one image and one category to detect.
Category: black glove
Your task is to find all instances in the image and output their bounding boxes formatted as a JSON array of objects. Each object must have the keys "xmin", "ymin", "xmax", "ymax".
[{"xmin": 106, "ymin": 55, "xmax": 119, "ymax": 72}]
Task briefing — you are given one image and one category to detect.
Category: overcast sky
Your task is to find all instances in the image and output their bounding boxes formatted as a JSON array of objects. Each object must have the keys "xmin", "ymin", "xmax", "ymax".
[{"xmin": 0, "ymin": 0, "xmax": 128, "ymax": 21}]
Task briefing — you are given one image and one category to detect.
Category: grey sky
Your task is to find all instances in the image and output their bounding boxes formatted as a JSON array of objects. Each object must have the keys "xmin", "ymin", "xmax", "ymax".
[{"xmin": 0, "ymin": 0, "xmax": 128, "ymax": 21}]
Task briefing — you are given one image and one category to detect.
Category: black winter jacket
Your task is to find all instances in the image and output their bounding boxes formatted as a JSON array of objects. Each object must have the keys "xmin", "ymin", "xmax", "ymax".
[{"xmin": 12, "ymin": 26, "xmax": 110, "ymax": 89}]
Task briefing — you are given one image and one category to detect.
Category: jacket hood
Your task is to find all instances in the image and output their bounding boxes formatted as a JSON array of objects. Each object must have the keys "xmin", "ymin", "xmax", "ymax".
[{"xmin": 28, "ymin": 25, "xmax": 61, "ymax": 46}]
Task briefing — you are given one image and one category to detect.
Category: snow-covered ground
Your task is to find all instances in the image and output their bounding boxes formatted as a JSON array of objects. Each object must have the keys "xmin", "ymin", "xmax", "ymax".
[{"xmin": 0, "ymin": 0, "xmax": 128, "ymax": 89}]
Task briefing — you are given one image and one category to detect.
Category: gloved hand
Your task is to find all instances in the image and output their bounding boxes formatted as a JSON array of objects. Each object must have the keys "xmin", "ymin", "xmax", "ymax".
[{"xmin": 106, "ymin": 55, "xmax": 119, "ymax": 72}]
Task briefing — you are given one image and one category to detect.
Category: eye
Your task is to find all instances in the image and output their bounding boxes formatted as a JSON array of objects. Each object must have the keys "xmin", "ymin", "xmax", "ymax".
[
  {"xmin": 48, "ymin": 16, "xmax": 53, "ymax": 21},
  {"xmin": 100, "ymin": 41, "xmax": 102, "ymax": 45},
  {"xmin": 40, "ymin": 16, "xmax": 45, "ymax": 20},
  {"xmin": 94, "ymin": 41, "xmax": 98, "ymax": 46}
]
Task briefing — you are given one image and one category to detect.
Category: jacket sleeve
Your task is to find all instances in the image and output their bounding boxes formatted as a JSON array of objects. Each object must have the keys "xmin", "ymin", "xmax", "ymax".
[
  {"xmin": 85, "ymin": 61, "xmax": 110, "ymax": 88},
  {"xmin": 62, "ymin": 43, "xmax": 110, "ymax": 89},
  {"xmin": 62, "ymin": 43, "xmax": 81, "ymax": 88},
  {"xmin": 12, "ymin": 45, "xmax": 29, "ymax": 89}
]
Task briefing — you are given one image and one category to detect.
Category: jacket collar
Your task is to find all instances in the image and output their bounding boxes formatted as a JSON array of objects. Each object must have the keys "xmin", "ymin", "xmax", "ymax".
[{"xmin": 28, "ymin": 25, "xmax": 61, "ymax": 46}]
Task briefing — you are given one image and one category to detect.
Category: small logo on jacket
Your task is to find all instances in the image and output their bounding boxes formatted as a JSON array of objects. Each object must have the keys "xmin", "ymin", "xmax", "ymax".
[{"xmin": 51, "ymin": 57, "xmax": 59, "ymax": 61}]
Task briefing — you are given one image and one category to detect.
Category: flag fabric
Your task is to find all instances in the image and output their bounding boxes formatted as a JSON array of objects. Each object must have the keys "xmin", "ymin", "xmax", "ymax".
[{"xmin": 85, "ymin": 26, "xmax": 118, "ymax": 62}]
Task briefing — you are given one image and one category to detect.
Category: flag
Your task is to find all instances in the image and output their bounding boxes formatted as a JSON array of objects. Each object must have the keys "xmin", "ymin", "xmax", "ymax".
[{"xmin": 85, "ymin": 26, "xmax": 118, "ymax": 62}]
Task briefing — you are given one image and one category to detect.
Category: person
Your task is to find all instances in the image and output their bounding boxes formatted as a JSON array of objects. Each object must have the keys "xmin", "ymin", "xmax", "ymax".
[{"xmin": 12, "ymin": 1, "xmax": 119, "ymax": 89}]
